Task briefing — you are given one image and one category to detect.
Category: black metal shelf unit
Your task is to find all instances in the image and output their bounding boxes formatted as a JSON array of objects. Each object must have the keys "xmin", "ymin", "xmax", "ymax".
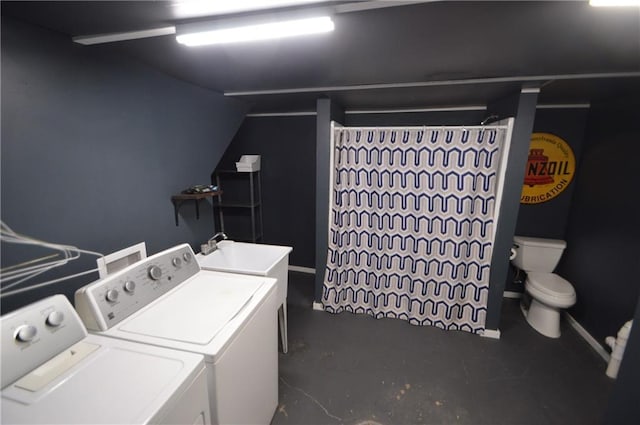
[{"xmin": 213, "ymin": 169, "xmax": 263, "ymax": 242}]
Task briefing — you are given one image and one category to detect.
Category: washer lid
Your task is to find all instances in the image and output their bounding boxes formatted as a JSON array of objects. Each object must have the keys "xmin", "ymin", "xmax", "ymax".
[
  {"xmin": 119, "ymin": 273, "xmax": 262, "ymax": 346},
  {"xmin": 527, "ymin": 272, "xmax": 575, "ymax": 298}
]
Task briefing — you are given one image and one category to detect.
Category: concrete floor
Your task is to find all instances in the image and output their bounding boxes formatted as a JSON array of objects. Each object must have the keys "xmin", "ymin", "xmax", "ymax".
[{"xmin": 272, "ymin": 272, "xmax": 613, "ymax": 425}]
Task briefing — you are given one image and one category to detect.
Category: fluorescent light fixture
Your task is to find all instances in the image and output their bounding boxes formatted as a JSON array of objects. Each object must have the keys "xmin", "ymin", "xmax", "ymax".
[
  {"xmin": 589, "ymin": 0, "xmax": 640, "ymax": 6},
  {"xmin": 176, "ymin": 16, "xmax": 334, "ymax": 46}
]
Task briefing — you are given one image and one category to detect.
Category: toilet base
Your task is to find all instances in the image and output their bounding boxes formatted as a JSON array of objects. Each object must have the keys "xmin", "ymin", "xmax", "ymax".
[{"xmin": 523, "ymin": 298, "xmax": 562, "ymax": 338}]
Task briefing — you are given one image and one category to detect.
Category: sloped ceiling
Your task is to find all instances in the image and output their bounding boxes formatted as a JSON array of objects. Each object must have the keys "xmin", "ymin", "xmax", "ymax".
[{"xmin": 2, "ymin": 1, "xmax": 639, "ymax": 112}]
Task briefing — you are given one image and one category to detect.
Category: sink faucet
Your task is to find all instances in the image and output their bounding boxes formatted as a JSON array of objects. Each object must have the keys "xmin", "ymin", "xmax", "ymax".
[
  {"xmin": 211, "ymin": 232, "xmax": 228, "ymax": 243},
  {"xmin": 201, "ymin": 232, "xmax": 228, "ymax": 255}
]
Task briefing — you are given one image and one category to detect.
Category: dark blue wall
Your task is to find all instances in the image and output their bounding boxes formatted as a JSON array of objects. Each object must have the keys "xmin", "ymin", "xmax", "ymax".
[
  {"xmin": 558, "ymin": 101, "xmax": 640, "ymax": 345},
  {"xmin": 581, "ymin": 100, "xmax": 640, "ymax": 425},
  {"xmin": 1, "ymin": 17, "xmax": 248, "ymax": 312},
  {"xmin": 216, "ymin": 115, "xmax": 317, "ymax": 267}
]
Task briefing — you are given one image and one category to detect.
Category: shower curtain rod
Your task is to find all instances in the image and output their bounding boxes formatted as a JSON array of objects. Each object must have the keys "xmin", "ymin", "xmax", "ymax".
[{"xmin": 330, "ymin": 124, "xmax": 509, "ymax": 130}]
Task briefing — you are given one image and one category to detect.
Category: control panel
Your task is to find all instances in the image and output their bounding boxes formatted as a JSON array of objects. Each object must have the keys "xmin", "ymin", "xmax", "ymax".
[
  {"xmin": 75, "ymin": 243, "xmax": 200, "ymax": 331},
  {"xmin": 1, "ymin": 295, "xmax": 87, "ymax": 389}
]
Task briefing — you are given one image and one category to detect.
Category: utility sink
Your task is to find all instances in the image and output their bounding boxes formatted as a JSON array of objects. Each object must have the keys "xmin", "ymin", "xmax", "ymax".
[
  {"xmin": 195, "ymin": 240, "xmax": 293, "ymax": 353},
  {"xmin": 197, "ymin": 240, "xmax": 291, "ymax": 275}
]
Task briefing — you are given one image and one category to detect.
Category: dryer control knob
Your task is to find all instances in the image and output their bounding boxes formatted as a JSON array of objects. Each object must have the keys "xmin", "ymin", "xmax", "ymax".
[
  {"xmin": 46, "ymin": 311, "xmax": 65, "ymax": 327},
  {"xmin": 148, "ymin": 265, "xmax": 162, "ymax": 281},
  {"xmin": 172, "ymin": 257, "xmax": 182, "ymax": 267},
  {"xmin": 105, "ymin": 289, "xmax": 119, "ymax": 303},
  {"xmin": 124, "ymin": 281, "xmax": 136, "ymax": 293},
  {"xmin": 182, "ymin": 252, "xmax": 192, "ymax": 263},
  {"xmin": 15, "ymin": 325, "xmax": 37, "ymax": 342}
]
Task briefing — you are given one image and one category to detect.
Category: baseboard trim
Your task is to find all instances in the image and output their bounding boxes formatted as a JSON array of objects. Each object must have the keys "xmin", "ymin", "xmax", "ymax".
[
  {"xmin": 303, "ymin": 288, "xmax": 608, "ymax": 358},
  {"xmin": 481, "ymin": 328, "xmax": 501, "ymax": 339},
  {"xmin": 503, "ymin": 292, "xmax": 610, "ymax": 362},
  {"xmin": 289, "ymin": 265, "xmax": 316, "ymax": 274},
  {"xmin": 503, "ymin": 291, "xmax": 523, "ymax": 299},
  {"xmin": 565, "ymin": 312, "xmax": 610, "ymax": 363}
]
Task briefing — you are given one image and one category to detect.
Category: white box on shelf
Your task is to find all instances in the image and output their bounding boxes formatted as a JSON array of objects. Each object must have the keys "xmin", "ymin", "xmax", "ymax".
[{"xmin": 235, "ymin": 155, "xmax": 260, "ymax": 172}]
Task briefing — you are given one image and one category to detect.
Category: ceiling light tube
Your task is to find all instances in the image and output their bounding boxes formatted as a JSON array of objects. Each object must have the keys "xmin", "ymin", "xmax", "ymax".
[{"xmin": 176, "ymin": 16, "xmax": 334, "ymax": 46}]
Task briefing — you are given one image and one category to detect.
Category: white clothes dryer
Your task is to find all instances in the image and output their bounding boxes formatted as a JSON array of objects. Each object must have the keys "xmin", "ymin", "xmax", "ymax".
[
  {"xmin": 1, "ymin": 295, "xmax": 210, "ymax": 425},
  {"xmin": 75, "ymin": 243, "xmax": 279, "ymax": 425}
]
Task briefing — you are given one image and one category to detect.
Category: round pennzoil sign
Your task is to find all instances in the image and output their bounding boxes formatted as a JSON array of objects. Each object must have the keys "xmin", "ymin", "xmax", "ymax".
[{"xmin": 521, "ymin": 133, "xmax": 575, "ymax": 204}]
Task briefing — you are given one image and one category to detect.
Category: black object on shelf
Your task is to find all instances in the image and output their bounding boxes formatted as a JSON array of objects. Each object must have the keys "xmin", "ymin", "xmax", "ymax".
[
  {"xmin": 181, "ymin": 184, "xmax": 218, "ymax": 194},
  {"xmin": 212, "ymin": 169, "xmax": 263, "ymax": 242},
  {"xmin": 171, "ymin": 190, "xmax": 223, "ymax": 227}
]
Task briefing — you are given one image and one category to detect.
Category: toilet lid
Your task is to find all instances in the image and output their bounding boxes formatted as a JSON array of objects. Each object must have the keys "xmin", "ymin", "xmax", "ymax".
[{"xmin": 527, "ymin": 272, "xmax": 575, "ymax": 298}]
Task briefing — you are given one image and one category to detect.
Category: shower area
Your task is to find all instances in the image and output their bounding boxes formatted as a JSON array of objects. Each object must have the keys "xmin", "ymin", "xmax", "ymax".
[{"xmin": 322, "ymin": 120, "xmax": 514, "ymax": 334}]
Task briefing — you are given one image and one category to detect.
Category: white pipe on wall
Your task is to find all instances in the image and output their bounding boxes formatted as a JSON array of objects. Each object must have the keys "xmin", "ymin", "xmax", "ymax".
[{"xmin": 605, "ymin": 320, "xmax": 633, "ymax": 379}]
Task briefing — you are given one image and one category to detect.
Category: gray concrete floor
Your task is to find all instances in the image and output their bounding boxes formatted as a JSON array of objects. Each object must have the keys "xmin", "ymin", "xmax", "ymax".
[{"xmin": 272, "ymin": 272, "xmax": 613, "ymax": 425}]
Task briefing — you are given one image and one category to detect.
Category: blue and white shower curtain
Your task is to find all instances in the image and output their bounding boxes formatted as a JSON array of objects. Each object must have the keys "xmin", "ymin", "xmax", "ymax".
[{"xmin": 322, "ymin": 126, "xmax": 506, "ymax": 334}]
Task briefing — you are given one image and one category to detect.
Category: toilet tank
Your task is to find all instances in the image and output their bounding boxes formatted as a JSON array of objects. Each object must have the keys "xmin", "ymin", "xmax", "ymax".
[{"xmin": 512, "ymin": 236, "xmax": 567, "ymax": 272}]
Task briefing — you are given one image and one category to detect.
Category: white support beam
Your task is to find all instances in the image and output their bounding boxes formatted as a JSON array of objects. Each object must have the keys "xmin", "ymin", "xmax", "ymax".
[
  {"xmin": 73, "ymin": 26, "xmax": 176, "ymax": 45},
  {"xmin": 225, "ymin": 72, "xmax": 640, "ymax": 97}
]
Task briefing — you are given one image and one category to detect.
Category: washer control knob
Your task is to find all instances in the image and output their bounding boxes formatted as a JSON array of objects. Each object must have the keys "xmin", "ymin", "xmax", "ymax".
[
  {"xmin": 172, "ymin": 257, "xmax": 182, "ymax": 267},
  {"xmin": 46, "ymin": 311, "xmax": 65, "ymax": 327},
  {"xmin": 105, "ymin": 289, "xmax": 119, "ymax": 303},
  {"xmin": 15, "ymin": 325, "xmax": 37, "ymax": 342},
  {"xmin": 124, "ymin": 281, "xmax": 136, "ymax": 293},
  {"xmin": 182, "ymin": 252, "xmax": 192, "ymax": 263},
  {"xmin": 148, "ymin": 265, "xmax": 162, "ymax": 281}
]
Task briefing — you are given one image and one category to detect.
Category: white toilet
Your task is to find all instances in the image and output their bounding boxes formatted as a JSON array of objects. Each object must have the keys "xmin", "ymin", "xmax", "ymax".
[{"xmin": 511, "ymin": 235, "xmax": 576, "ymax": 338}]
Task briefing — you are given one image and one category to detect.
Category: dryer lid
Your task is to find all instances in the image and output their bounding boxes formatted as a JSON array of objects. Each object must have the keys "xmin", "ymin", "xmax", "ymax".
[
  {"xmin": 1, "ymin": 334, "xmax": 204, "ymax": 424},
  {"xmin": 527, "ymin": 272, "xmax": 575, "ymax": 298}
]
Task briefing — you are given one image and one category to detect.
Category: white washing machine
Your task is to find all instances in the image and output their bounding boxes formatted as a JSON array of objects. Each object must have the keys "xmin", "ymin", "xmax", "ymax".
[
  {"xmin": 74, "ymin": 243, "xmax": 279, "ymax": 425},
  {"xmin": 1, "ymin": 295, "xmax": 210, "ymax": 425}
]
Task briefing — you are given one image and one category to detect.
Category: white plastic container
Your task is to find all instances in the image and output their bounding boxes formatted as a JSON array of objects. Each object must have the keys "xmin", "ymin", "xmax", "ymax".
[
  {"xmin": 235, "ymin": 155, "xmax": 261, "ymax": 172},
  {"xmin": 606, "ymin": 320, "xmax": 633, "ymax": 379}
]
